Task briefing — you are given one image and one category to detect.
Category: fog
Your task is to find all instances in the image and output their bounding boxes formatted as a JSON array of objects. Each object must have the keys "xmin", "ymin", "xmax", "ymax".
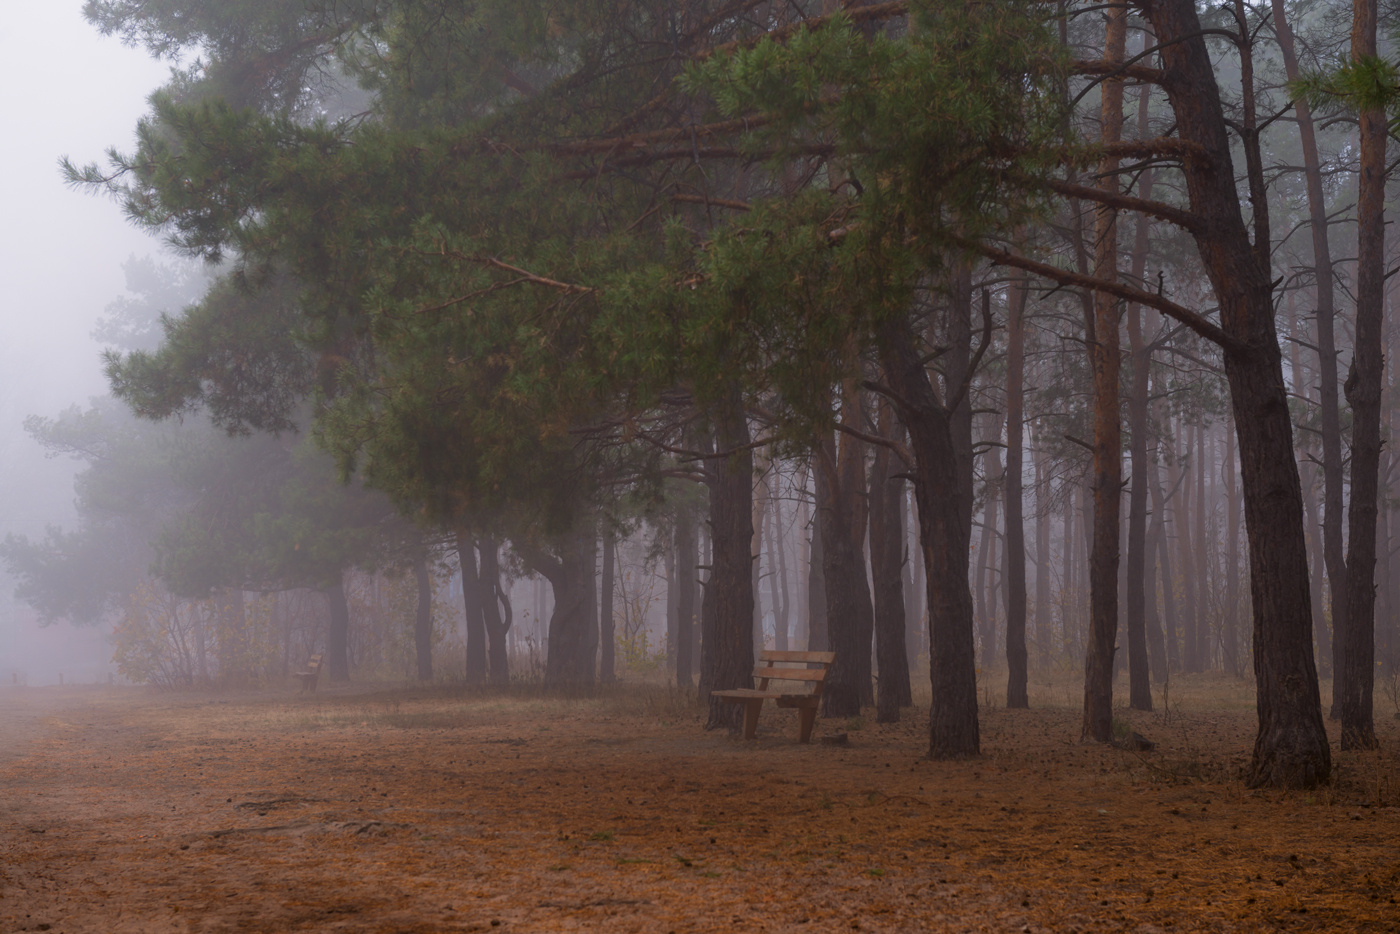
[{"xmin": 0, "ymin": 4, "xmax": 168, "ymax": 683}]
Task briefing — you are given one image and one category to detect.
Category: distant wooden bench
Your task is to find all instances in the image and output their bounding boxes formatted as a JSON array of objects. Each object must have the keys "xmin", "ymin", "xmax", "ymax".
[
  {"xmin": 712, "ymin": 650, "xmax": 836, "ymax": 743},
  {"xmin": 296, "ymin": 654, "xmax": 324, "ymax": 693}
]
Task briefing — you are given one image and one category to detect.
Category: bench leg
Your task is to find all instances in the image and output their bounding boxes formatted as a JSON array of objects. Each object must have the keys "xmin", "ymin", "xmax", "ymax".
[
  {"xmin": 798, "ymin": 705, "xmax": 817, "ymax": 744},
  {"xmin": 742, "ymin": 699, "xmax": 763, "ymax": 740}
]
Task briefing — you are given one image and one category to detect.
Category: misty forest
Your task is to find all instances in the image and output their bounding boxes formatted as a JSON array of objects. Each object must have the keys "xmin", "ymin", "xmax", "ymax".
[{"xmin": 2, "ymin": 0, "xmax": 1400, "ymax": 930}]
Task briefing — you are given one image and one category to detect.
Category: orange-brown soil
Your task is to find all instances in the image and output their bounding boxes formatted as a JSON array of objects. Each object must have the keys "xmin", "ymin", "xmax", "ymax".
[{"xmin": 1, "ymin": 673, "xmax": 1397, "ymax": 933}]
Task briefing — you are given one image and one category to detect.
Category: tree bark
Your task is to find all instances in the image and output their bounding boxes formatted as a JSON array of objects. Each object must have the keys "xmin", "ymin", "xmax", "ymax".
[
  {"xmin": 1083, "ymin": 0, "xmax": 1127, "ymax": 743},
  {"xmin": 1340, "ymin": 0, "xmax": 1383, "ymax": 750},
  {"xmin": 1269, "ymin": 0, "xmax": 1347, "ymax": 709},
  {"xmin": 457, "ymin": 532, "xmax": 488, "ymax": 684},
  {"xmin": 1174, "ymin": 427, "xmax": 1200, "ymax": 673},
  {"xmin": 600, "ymin": 529, "xmax": 616, "ymax": 682},
  {"xmin": 530, "ymin": 528, "xmax": 598, "ymax": 688},
  {"xmin": 1142, "ymin": 0, "xmax": 1331, "ymax": 788},
  {"xmin": 478, "ymin": 538, "xmax": 510, "ymax": 686},
  {"xmin": 702, "ymin": 399, "xmax": 755, "ymax": 729},
  {"xmin": 325, "ymin": 573, "xmax": 350, "ymax": 682},
  {"xmin": 1005, "ymin": 270, "xmax": 1030, "ymax": 708},
  {"xmin": 877, "ymin": 303, "xmax": 979, "ymax": 760},
  {"xmin": 871, "ymin": 397, "xmax": 912, "ymax": 721},
  {"xmin": 674, "ymin": 500, "xmax": 698, "ymax": 688},
  {"xmin": 770, "ymin": 483, "xmax": 791, "ymax": 652},
  {"xmin": 413, "ymin": 555, "xmax": 433, "ymax": 682},
  {"xmin": 807, "ymin": 465, "xmax": 829, "ymax": 652},
  {"xmin": 816, "ymin": 424, "xmax": 874, "ymax": 718},
  {"xmin": 1034, "ymin": 441, "xmax": 1053, "ymax": 671}
]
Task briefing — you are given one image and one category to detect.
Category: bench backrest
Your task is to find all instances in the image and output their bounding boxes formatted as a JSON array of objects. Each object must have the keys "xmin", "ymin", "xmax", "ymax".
[
  {"xmin": 753, "ymin": 650, "xmax": 835, "ymax": 697},
  {"xmin": 306, "ymin": 654, "xmax": 324, "ymax": 672}
]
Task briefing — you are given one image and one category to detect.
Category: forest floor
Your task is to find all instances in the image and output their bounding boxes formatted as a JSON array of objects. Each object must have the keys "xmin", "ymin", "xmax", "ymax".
[{"xmin": 1, "ymin": 670, "xmax": 1398, "ymax": 934}]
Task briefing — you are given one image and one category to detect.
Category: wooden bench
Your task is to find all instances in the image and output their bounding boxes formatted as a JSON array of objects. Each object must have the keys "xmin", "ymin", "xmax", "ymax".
[
  {"xmin": 712, "ymin": 650, "xmax": 836, "ymax": 743},
  {"xmin": 296, "ymin": 654, "xmax": 324, "ymax": 693}
]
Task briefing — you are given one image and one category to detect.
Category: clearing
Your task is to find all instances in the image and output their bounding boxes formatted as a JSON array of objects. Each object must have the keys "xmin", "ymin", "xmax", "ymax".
[{"xmin": 1, "ymin": 673, "xmax": 1397, "ymax": 933}]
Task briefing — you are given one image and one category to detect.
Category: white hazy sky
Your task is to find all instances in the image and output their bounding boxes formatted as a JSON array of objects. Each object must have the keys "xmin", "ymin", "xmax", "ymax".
[
  {"xmin": 0, "ymin": 3, "xmax": 170, "ymax": 418},
  {"xmin": 0, "ymin": 4, "xmax": 172, "ymax": 679}
]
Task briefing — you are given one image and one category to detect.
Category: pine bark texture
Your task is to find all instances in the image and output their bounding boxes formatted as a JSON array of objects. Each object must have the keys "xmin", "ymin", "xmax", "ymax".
[
  {"xmin": 1340, "ymin": 0, "xmax": 1383, "ymax": 751},
  {"xmin": 878, "ymin": 308, "xmax": 979, "ymax": 760},
  {"xmin": 702, "ymin": 401, "xmax": 755, "ymax": 730},
  {"xmin": 413, "ymin": 556, "xmax": 433, "ymax": 682},
  {"xmin": 1004, "ymin": 272, "xmax": 1030, "ymax": 708},
  {"xmin": 1083, "ymin": 2, "xmax": 1126, "ymax": 743},
  {"xmin": 871, "ymin": 399, "xmax": 912, "ymax": 721},
  {"xmin": 1143, "ymin": 0, "xmax": 1331, "ymax": 788},
  {"xmin": 325, "ymin": 573, "xmax": 351, "ymax": 682}
]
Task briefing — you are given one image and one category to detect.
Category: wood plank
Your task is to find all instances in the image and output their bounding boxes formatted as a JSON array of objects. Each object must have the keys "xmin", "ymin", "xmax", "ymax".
[
  {"xmin": 759, "ymin": 650, "xmax": 835, "ymax": 664},
  {"xmin": 750, "ymin": 666, "xmax": 828, "ymax": 682},
  {"xmin": 712, "ymin": 689, "xmax": 782, "ymax": 700}
]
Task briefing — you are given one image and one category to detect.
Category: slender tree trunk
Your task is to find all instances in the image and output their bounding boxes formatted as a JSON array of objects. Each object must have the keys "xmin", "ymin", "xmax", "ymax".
[
  {"xmin": 458, "ymin": 531, "xmax": 488, "ymax": 684},
  {"xmin": 817, "ymin": 423, "xmax": 874, "ymax": 717},
  {"xmin": 1195, "ymin": 423, "xmax": 1211, "ymax": 670},
  {"xmin": 770, "ymin": 484, "xmax": 791, "ymax": 652},
  {"xmin": 600, "ymin": 529, "xmax": 616, "ymax": 683},
  {"xmin": 977, "ymin": 427, "xmax": 1004, "ymax": 667},
  {"xmin": 871, "ymin": 398, "xmax": 912, "ymax": 721},
  {"xmin": 1151, "ymin": 448, "xmax": 1180, "ymax": 672},
  {"xmin": 1005, "ymin": 270, "xmax": 1030, "ymax": 708},
  {"xmin": 1144, "ymin": 0, "xmax": 1330, "ymax": 787},
  {"xmin": 477, "ymin": 538, "xmax": 510, "ymax": 686},
  {"xmin": 675, "ymin": 501, "xmax": 698, "ymax": 688},
  {"xmin": 1340, "ymin": 0, "xmax": 1384, "ymax": 750},
  {"xmin": 413, "ymin": 555, "xmax": 433, "ymax": 682},
  {"xmin": 1034, "ymin": 442, "xmax": 1053, "ymax": 670},
  {"xmin": 1270, "ymin": 0, "xmax": 1347, "ymax": 715},
  {"xmin": 1083, "ymin": 0, "xmax": 1127, "ymax": 743},
  {"xmin": 325, "ymin": 573, "xmax": 351, "ymax": 682},
  {"xmin": 702, "ymin": 399, "xmax": 756, "ymax": 729},
  {"xmin": 1174, "ymin": 428, "xmax": 1200, "ymax": 673},
  {"xmin": 808, "ymin": 466, "xmax": 829, "ymax": 652},
  {"xmin": 1062, "ymin": 479, "xmax": 1076, "ymax": 662},
  {"xmin": 1224, "ymin": 428, "xmax": 1242, "ymax": 677}
]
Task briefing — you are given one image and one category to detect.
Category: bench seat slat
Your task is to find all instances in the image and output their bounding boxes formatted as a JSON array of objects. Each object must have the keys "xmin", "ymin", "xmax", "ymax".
[
  {"xmin": 751, "ymin": 666, "xmax": 827, "ymax": 682},
  {"xmin": 759, "ymin": 650, "xmax": 836, "ymax": 664}
]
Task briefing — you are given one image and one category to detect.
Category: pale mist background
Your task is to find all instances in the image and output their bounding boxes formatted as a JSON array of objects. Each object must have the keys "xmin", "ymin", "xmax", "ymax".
[{"xmin": 0, "ymin": 4, "xmax": 170, "ymax": 683}]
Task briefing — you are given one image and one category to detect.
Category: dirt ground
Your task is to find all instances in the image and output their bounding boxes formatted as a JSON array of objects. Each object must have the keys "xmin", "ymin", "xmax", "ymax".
[{"xmin": 1, "ymin": 672, "xmax": 1398, "ymax": 933}]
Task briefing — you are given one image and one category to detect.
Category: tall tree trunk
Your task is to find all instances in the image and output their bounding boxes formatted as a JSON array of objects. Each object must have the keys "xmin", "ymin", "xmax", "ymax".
[
  {"xmin": 478, "ymin": 538, "xmax": 510, "ymax": 686},
  {"xmin": 1143, "ymin": 0, "xmax": 1330, "ymax": 787},
  {"xmin": 413, "ymin": 555, "xmax": 433, "ymax": 682},
  {"xmin": 1224, "ymin": 428, "xmax": 1242, "ymax": 677},
  {"xmin": 871, "ymin": 397, "xmax": 912, "ymax": 721},
  {"xmin": 770, "ymin": 483, "xmax": 791, "ymax": 652},
  {"xmin": 1174, "ymin": 427, "xmax": 1200, "ymax": 673},
  {"xmin": 977, "ymin": 428, "xmax": 1004, "ymax": 667},
  {"xmin": 1195, "ymin": 423, "xmax": 1211, "ymax": 670},
  {"xmin": 808, "ymin": 466, "xmax": 829, "ymax": 652},
  {"xmin": 1340, "ymin": 0, "xmax": 1384, "ymax": 750},
  {"xmin": 530, "ymin": 528, "xmax": 598, "ymax": 688},
  {"xmin": 702, "ymin": 399, "xmax": 755, "ymax": 729},
  {"xmin": 458, "ymin": 531, "xmax": 488, "ymax": 684},
  {"xmin": 1005, "ymin": 270, "xmax": 1030, "ymax": 708},
  {"xmin": 600, "ymin": 529, "xmax": 616, "ymax": 683},
  {"xmin": 1269, "ymin": 0, "xmax": 1347, "ymax": 715},
  {"xmin": 675, "ymin": 500, "xmax": 698, "ymax": 688},
  {"xmin": 1034, "ymin": 441, "xmax": 1053, "ymax": 670},
  {"xmin": 906, "ymin": 486, "xmax": 926, "ymax": 666},
  {"xmin": 1151, "ymin": 447, "xmax": 1180, "ymax": 673},
  {"xmin": 1062, "ymin": 478, "xmax": 1076, "ymax": 661},
  {"xmin": 876, "ymin": 289, "xmax": 979, "ymax": 760},
  {"xmin": 1123, "ymin": 56, "xmax": 1157, "ymax": 707},
  {"xmin": 1083, "ymin": 0, "xmax": 1127, "ymax": 743},
  {"xmin": 816, "ymin": 424, "xmax": 875, "ymax": 717},
  {"xmin": 325, "ymin": 573, "xmax": 351, "ymax": 682}
]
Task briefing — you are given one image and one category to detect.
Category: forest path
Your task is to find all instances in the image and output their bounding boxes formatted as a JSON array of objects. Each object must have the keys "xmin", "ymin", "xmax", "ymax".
[{"xmin": 0, "ymin": 680, "xmax": 1397, "ymax": 933}]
